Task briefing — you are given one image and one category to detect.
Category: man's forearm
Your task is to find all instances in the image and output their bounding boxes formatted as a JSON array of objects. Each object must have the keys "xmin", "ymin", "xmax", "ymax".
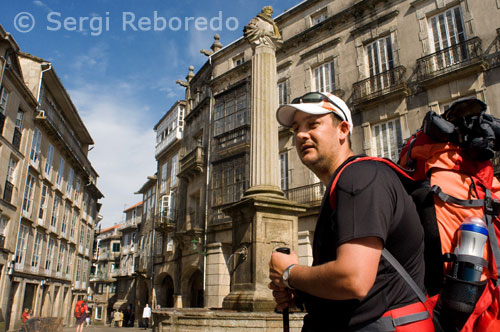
[{"xmin": 288, "ymin": 238, "xmax": 382, "ymax": 300}]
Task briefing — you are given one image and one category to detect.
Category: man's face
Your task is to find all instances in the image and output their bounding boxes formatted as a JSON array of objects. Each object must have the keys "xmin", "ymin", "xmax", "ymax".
[{"xmin": 291, "ymin": 111, "xmax": 339, "ymax": 171}]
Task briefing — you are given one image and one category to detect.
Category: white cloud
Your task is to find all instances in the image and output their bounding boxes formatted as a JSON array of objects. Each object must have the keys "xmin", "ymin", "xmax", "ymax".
[{"xmin": 69, "ymin": 84, "xmax": 156, "ymax": 227}]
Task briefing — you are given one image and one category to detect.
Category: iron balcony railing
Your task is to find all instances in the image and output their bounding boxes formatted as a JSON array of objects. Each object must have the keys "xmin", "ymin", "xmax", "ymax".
[
  {"xmin": 353, "ymin": 66, "xmax": 407, "ymax": 103},
  {"xmin": 284, "ymin": 182, "xmax": 325, "ymax": 204},
  {"xmin": 417, "ymin": 37, "xmax": 483, "ymax": 82}
]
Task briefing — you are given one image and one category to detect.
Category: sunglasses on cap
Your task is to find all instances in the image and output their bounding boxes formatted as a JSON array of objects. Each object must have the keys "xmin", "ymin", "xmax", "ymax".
[{"xmin": 291, "ymin": 92, "xmax": 348, "ymax": 123}]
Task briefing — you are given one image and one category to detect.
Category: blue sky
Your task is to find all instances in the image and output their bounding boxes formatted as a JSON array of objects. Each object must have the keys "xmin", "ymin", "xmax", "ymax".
[{"xmin": 1, "ymin": 0, "xmax": 302, "ymax": 227}]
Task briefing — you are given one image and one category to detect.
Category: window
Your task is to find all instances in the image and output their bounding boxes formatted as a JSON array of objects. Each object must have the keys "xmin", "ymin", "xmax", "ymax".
[
  {"xmin": 61, "ymin": 203, "xmax": 70, "ymax": 235},
  {"xmin": 15, "ymin": 109, "xmax": 24, "ymax": 129},
  {"xmin": 160, "ymin": 162, "xmax": 168, "ymax": 193},
  {"xmin": 56, "ymin": 157, "xmax": 65, "ymax": 188},
  {"xmin": 79, "ymin": 225, "xmax": 85, "ymax": 246},
  {"xmin": 96, "ymin": 306, "xmax": 103, "ymax": 320},
  {"xmin": 278, "ymin": 82, "xmax": 287, "ymax": 105},
  {"xmin": 112, "ymin": 242, "xmax": 120, "ymax": 252},
  {"xmin": 3, "ymin": 157, "xmax": 17, "ymax": 202},
  {"xmin": 429, "ymin": 6, "xmax": 466, "ymax": 67},
  {"xmin": 156, "ymin": 234, "xmax": 163, "ymax": 255},
  {"xmin": 66, "ymin": 247, "xmax": 73, "ymax": 275},
  {"xmin": 311, "ymin": 9, "xmax": 328, "ymax": 25},
  {"xmin": 211, "ymin": 156, "xmax": 247, "ymax": 206},
  {"xmin": 279, "ymin": 152, "xmax": 289, "ymax": 191},
  {"xmin": 0, "ymin": 216, "xmax": 7, "ymax": 236},
  {"xmin": 171, "ymin": 154, "xmax": 178, "ymax": 186},
  {"xmin": 74, "ymin": 177, "xmax": 81, "ymax": 202},
  {"xmin": 56, "ymin": 243, "xmax": 65, "ymax": 272},
  {"xmin": 96, "ymin": 284, "xmax": 104, "ymax": 295},
  {"xmin": 233, "ymin": 54, "xmax": 244, "ymax": 67},
  {"xmin": 38, "ymin": 184, "xmax": 49, "ymax": 223},
  {"xmin": 86, "ymin": 225, "xmax": 91, "ymax": 250},
  {"xmin": 50, "ymin": 195, "xmax": 61, "ymax": 229},
  {"xmin": 75, "ymin": 258, "xmax": 81, "ymax": 282},
  {"xmin": 30, "ymin": 128, "xmax": 42, "ymax": 165},
  {"xmin": 214, "ymin": 89, "xmax": 248, "ymax": 137},
  {"xmin": 44, "ymin": 144, "xmax": 54, "ymax": 176},
  {"xmin": 0, "ymin": 88, "xmax": 8, "ymax": 113},
  {"xmin": 314, "ymin": 61, "xmax": 335, "ymax": 92},
  {"xmin": 15, "ymin": 224, "xmax": 29, "ymax": 266},
  {"xmin": 31, "ymin": 232, "xmax": 43, "ymax": 269},
  {"xmin": 109, "ymin": 283, "xmax": 116, "ymax": 294},
  {"xmin": 66, "ymin": 168, "xmax": 74, "ymax": 195},
  {"xmin": 372, "ymin": 118, "xmax": 403, "ymax": 161},
  {"xmin": 22, "ymin": 174, "xmax": 36, "ymax": 215},
  {"xmin": 45, "ymin": 237, "xmax": 55, "ymax": 270},
  {"xmin": 366, "ymin": 36, "xmax": 394, "ymax": 91},
  {"xmin": 70, "ymin": 212, "xmax": 77, "ymax": 240}
]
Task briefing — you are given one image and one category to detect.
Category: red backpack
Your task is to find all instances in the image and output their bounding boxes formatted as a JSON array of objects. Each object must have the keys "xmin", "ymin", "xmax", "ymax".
[
  {"xmin": 75, "ymin": 300, "xmax": 85, "ymax": 318},
  {"xmin": 328, "ymin": 99, "xmax": 500, "ymax": 331}
]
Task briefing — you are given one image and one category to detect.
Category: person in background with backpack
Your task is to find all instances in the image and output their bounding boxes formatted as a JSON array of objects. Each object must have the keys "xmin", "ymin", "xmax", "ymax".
[
  {"xmin": 269, "ymin": 92, "xmax": 434, "ymax": 331},
  {"xmin": 75, "ymin": 298, "xmax": 88, "ymax": 332}
]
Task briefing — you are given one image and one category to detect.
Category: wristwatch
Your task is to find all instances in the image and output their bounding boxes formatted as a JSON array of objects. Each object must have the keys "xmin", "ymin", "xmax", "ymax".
[{"xmin": 282, "ymin": 264, "xmax": 296, "ymax": 289}]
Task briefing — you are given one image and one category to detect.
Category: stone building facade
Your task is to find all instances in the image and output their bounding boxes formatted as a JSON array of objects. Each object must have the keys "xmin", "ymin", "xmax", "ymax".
[
  {"xmin": 0, "ymin": 25, "xmax": 103, "ymax": 331},
  {"xmin": 89, "ymin": 225, "xmax": 120, "ymax": 325},
  {"xmin": 150, "ymin": 0, "xmax": 500, "ymax": 326}
]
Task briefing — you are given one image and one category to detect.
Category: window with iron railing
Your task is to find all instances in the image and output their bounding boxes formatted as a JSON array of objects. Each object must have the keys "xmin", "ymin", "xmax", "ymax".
[
  {"xmin": 429, "ymin": 6, "xmax": 466, "ymax": 69},
  {"xmin": 372, "ymin": 118, "xmax": 403, "ymax": 161}
]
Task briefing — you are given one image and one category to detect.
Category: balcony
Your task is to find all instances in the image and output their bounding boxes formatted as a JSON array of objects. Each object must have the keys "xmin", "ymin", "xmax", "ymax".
[
  {"xmin": 90, "ymin": 271, "xmax": 110, "ymax": 282},
  {"xmin": 179, "ymin": 145, "xmax": 205, "ymax": 178},
  {"xmin": 353, "ymin": 66, "xmax": 408, "ymax": 105},
  {"xmin": 284, "ymin": 182, "xmax": 325, "ymax": 205},
  {"xmin": 12, "ymin": 127, "xmax": 21, "ymax": 150},
  {"xmin": 154, "ymin": 212, "xmax": 176, "ymax": 231},
  {"xmin": 35, "ymin": 108, "xmax": 97, "ymax": 180},
  {"xmin": 417, "ymin": 37, "xmax": 485, "ymax": 85},
  {"xmin": 155, "ymin": 129, "xmax": 182, "ymax": 158},
  {"xmin": 2, "ymin": 180, "xmax": 13, "ymax": 203}
]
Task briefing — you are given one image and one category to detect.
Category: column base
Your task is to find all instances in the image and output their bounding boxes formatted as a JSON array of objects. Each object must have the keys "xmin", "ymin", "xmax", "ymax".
[
  {"xmin": 222, "ymin": 289, "xmax": 276, "ymax": 312},
  {"xmin": 244, "ymin": 185, "xmax": 284, "ymax": 198}
]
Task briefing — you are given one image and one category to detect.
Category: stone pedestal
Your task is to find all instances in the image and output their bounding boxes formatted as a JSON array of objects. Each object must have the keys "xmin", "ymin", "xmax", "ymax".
[
  {"xmin": 153, "ymin": 308, "xmax": 305, "ymax": 332},
  {"xmin": 222, "ymin": 195, "xmax": 305, "ymax": 311}
]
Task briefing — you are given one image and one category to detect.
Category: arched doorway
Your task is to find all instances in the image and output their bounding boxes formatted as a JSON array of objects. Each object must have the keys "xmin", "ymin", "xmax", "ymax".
[
  {"xmin": 189, "ymin": 270, "xmax": 203, "ymax": 308},
  {"xmin": 158, "ymin": 275, "xmax": 174, "ymax": 308}
]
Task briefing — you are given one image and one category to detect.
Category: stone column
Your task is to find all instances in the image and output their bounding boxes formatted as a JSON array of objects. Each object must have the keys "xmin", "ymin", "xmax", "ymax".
[
  {"xmin": 244, "ymin": 6, "xmax": 283, "ymax": 197},
  {"xmin": 222, "ymin": 7, "xmax": 305, "ymax": 312}
]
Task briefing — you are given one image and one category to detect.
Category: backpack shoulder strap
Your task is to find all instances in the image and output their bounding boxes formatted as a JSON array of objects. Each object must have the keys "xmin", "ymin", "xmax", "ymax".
[
  {"xmin": 329, "ymin": 156, "xmax": 414, "ymax": 209},
  {"xmin": 382, "ymin": 248, "xmax": 428, "ymax": 304}
]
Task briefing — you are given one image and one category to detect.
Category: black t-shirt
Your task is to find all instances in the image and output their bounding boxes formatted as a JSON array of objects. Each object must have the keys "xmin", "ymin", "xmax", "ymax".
[{"xmin": 302, "ymin": 156, "xmax": 425, "ymax": 331}]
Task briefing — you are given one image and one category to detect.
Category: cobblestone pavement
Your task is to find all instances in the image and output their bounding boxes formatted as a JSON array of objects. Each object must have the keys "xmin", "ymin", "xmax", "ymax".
[{"xmin": 63, "ymin": 326, "xmax": 152, "ymax": 332}]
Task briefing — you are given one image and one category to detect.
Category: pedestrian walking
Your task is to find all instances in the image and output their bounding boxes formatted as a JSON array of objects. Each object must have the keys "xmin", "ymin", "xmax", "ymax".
[{"xmin": 142, "ymin": 304, "xmax": 152, "ymax": 329}]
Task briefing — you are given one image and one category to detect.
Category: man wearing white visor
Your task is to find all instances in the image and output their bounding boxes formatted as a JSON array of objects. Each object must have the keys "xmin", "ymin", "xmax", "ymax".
[{"xmin": 269, "ymin": 92, "xmax": 433, "ymax": 331}]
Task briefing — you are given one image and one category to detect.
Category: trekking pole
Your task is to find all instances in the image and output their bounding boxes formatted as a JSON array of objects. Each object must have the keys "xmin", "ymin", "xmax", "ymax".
[{"xmin": 276, "ymin": 247, "xmax": 291, "ymax": 332}]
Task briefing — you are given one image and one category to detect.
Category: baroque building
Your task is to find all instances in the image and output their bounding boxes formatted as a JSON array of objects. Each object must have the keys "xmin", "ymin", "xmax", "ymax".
[
  {"xmin": 0, "ymin": 25, "xmax": 103, "ymax": 331},
  {"xmin": 151, "ymin": 0, "xmax": 500, "ymax": 325}
]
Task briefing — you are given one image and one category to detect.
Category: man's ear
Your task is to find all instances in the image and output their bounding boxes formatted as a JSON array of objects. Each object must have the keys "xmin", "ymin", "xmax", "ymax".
[{"xmin": 338, "ymin": 121, "xmax": 350, "ymax": 140}]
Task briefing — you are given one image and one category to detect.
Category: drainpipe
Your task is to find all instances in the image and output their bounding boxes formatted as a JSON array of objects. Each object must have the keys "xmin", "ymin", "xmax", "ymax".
[{"xmin": 4, "ymin": 61, "xmax": 51, "ymax": 332}]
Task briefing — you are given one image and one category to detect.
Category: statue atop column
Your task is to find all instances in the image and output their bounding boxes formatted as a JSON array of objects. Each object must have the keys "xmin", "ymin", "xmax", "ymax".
[{"xmin": 243, "ymin": 6, "xmax": 283, "ymax": 49}]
